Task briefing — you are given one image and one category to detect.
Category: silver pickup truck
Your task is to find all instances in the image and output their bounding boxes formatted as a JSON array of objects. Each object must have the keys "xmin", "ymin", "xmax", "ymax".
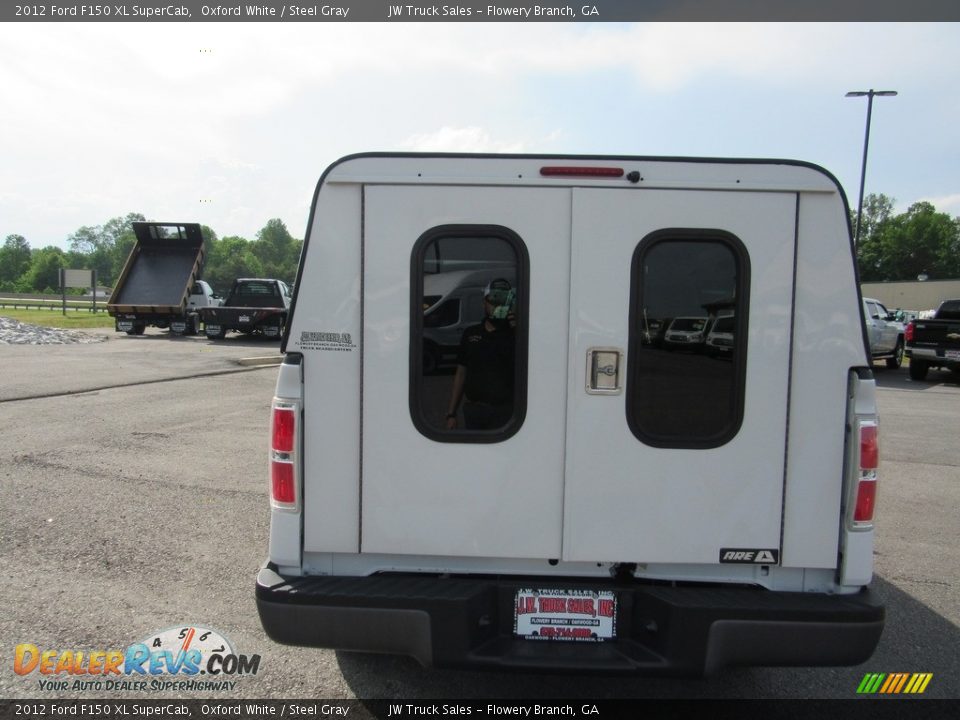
[{"xmin": 863, "ymin": 297, "xmax": 905, "ymax": 369}]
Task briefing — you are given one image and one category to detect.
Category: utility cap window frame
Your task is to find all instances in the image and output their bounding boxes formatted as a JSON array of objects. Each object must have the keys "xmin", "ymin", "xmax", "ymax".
[
  {"xmin": 626, "ymin": 229, "xmax": 750, "ymax": 449},
  {"xmin": 409, "ymin": 225, "xmax": 529, "ymax": 444}
]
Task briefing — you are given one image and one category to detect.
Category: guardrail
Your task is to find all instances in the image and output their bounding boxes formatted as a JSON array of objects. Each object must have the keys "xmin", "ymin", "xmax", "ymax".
[{"xmin": 0, "ymin": 296, "xmax": 106, "ymax": 312}]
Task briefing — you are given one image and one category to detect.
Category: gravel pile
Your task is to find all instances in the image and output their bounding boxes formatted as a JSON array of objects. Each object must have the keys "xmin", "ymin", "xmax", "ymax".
[{"xmin": 0, "ymin": 316, "xmax": 109, "ymax": 345}]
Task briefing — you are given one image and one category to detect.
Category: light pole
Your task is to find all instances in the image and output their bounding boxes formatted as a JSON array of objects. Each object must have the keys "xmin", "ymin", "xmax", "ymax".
[{"xmin": 846, "ymin": 89, "xmax": 897, "ymax": 244}]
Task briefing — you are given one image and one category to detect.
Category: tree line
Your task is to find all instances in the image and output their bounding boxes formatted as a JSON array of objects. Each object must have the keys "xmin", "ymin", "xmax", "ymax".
[
  {"xmin": 0, "ymin": 213, "xmax": 302, "ymax": 295},
  {"xmin": 853, "ymin": 194, "xmax": 960, "ymax": 282},
  {"xmin": 3, "ymin": 195, "xmax": 958, "ymax": 294}
]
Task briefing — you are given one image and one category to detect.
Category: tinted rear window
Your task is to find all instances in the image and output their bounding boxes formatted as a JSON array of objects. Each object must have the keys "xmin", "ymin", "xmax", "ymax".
[
  {"xmin": 627, "ymin": 232, "xmax": 749, "ymax": 448},
  {"xmin": 937, "ymin": 300, "xmax": 960, "ymax": 319}
]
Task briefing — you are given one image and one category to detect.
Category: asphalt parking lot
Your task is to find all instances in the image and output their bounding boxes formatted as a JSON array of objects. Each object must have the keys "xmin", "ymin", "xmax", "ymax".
[{"xmin": 1, "ymin": 330, "xmax": 957, "ymax": 702}]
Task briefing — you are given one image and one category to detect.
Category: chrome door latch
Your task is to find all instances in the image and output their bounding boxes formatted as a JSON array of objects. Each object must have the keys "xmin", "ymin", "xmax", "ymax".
[{"xmin": 586, "ymin": 347, "xmax": 624, "ymax": 395}]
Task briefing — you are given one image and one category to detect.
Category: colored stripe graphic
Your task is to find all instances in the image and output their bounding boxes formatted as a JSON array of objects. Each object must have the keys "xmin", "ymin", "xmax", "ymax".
[
  {"xmin": 857, "ymin": 673, "xmax": 885, "ymax": 694},
  {"xmin": 857, "ymin": 673, "xmax": 932, "ymax": 694}
]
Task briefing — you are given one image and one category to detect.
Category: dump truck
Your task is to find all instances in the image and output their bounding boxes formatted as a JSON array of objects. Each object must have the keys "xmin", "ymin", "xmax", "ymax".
[{"xmin": 108, "ymin": 222, "xmax": 220, "ymax": 336}]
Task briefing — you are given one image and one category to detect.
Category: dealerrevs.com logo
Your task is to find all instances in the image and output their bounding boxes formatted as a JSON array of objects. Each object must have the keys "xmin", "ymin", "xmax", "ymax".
[{"xmin": 14, "ymin": 626, "xmax": 261, "ymax": 693}]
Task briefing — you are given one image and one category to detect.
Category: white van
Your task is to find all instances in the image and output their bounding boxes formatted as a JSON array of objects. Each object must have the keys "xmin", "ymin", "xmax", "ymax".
[
  {"xmin": 422, "ymin": 268, "xmax": 516, "ymax": 373},
  {"xmin": 706, "ymin": 314, "xmax": 736, "ymax": 357},
  {"xmin": 662, "ymin": 316, "xmax": 710, "ymax": 351},
  {"xmin": 256, "ymin": 154, "xmax": 884, "ymax": 674}
]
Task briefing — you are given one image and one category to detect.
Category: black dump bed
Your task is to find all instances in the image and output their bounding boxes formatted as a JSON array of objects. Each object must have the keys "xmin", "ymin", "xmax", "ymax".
[
  {"xmin": 200, "ymin": 280, "xmax": 286, "ymax": 319},
  {"xmin": 199, "ymin": 279, "xmax": 288, "ymax": 336},
  {"xmin": 224, "ymin": 279, "xmax": 286, "ymax": 308},
  {"xmin": 108, "ymin": 223, "xmax": 205, "ymax": 313}
]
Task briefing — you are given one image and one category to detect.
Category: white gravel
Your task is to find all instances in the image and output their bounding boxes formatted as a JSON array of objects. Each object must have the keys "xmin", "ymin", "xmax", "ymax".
[{"xmin": 0, "ymin": 316, "xmax": 109, "ymax": 344}]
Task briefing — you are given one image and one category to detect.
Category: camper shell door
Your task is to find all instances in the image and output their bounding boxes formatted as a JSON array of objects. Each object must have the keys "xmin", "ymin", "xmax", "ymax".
[{"xmin": 353, "ymin": 169, "xmax": 796, "ymax": 565}]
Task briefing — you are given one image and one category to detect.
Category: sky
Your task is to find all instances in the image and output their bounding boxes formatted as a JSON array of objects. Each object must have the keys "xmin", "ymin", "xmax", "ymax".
[{"xmin": 1, "ymin": 21, "xmax": 958, "ymax": 251}]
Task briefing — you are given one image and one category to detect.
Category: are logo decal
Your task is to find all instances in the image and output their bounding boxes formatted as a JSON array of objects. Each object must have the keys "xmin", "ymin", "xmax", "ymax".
[{"xmin": 719, "ymin": 548, "xmax": 779, "ymax": 564}]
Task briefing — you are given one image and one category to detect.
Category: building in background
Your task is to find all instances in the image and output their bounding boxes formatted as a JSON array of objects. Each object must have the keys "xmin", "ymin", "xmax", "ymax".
[{"xmin": 861, "ymin": 279, "xmax": 960, "ymax": 315}]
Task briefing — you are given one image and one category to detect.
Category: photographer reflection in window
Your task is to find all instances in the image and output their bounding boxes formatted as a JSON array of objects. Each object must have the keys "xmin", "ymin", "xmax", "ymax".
[{"xmin": 446, "ymin": 279, "xmax": 516, "ymax": 430}]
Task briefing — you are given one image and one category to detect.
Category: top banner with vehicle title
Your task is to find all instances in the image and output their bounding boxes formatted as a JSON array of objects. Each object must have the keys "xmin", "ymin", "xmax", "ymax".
[{"xmin": 5, "ymin": 1, "xmax": 960, "ymax": 23}]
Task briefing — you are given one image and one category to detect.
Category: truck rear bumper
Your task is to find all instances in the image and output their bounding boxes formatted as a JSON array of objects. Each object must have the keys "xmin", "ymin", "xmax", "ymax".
[
  {"xmin": 907, "ymin": 346, "xmax": 960, "ymax": 365},
  {"xmin": 256, "ymin": 565, "xmax": 883, "ymax": 675}
]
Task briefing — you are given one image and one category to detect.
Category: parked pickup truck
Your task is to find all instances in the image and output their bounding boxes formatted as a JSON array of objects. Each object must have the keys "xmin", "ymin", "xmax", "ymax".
[
  {"xmin": 256, "ymin": 153, "xmax": 884, "ymax": 676},
  {"xmin": 905, "ymin": 298, "xmax": 960, "ymax": 380},
  {"xmin": 199, "ymin": 278, "xmax": 292, "ymax": 340},
  {"xmin": 108, "ymin": 222, "xmax": 220, "ymax": 336},
  {"xmin": 862, "ymin": 297, "xmax": 905, "ymax": 369}
]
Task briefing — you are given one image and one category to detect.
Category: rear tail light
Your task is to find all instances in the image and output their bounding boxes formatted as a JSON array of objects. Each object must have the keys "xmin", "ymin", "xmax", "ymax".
[
  {"xmin": 270, "ymin": 402, "xmax": 299, "ymax": 510},
  {"xmin": 904, "ymin": 321, "xmax": 915, "ymax": 343},
  {"xmin": 852, "ymin": 421, "xmax": 878, "ymax": 527}
]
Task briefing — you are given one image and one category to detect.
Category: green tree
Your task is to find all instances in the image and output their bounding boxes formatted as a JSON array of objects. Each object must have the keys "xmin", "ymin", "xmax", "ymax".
[
  {"xmin": 67, "ymin": 225, "xmax": 103, "ymax": 255},
  {"xmin": 200, "ymin": 224, "xmax": 219, "ymax": 263},
  {"xmin": 22, "ymin": 246, "xmax": 66, "ymax": 292},
  {"xmin": 252, "ymin": 218, "xmax": 299, "ymax": 283},
  {"xmin": 107, "ymin": 213, "xmax": 146, "ymax": 283},
  {"xmin": 111, "ymin": 233, "xmax": 137, "ymax": 283},
  {"xmin": 67, "ymin": 212, "xmax": 145, "ymax": 286},
  {"xmin": 851, "ymin": 193, "xmax": 894, "ymax": 244},
  {"xmin": 943, "ymin": 216, "xmax": 960, "ymax": 279},
  {"xmin": 102, "ymin": 213, "xmax": 145, "ymax": 247},
  {"xmin": 204, "ymin": 236, "xmax": 263, "ymax": 294},
  {"xmin": 874, "ymin": 202, "xmax": 960, "ymax": 281},
  {"xmin": 854, "ymin": 193, "xmax": 895, "ymax": 282},
  {"xmin": 0, "ymin": 234, "xmax": 32, "ymax": 287}
]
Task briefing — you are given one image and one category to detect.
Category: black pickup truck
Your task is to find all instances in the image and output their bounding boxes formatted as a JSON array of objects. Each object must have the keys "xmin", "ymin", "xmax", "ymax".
[
  {"xmin": 199, "ymin": 278, "xmax": 292, "ymax": 340},
  {"xmin": 905, "ymin": 299, "xmax": 960, "ymax": 380}
]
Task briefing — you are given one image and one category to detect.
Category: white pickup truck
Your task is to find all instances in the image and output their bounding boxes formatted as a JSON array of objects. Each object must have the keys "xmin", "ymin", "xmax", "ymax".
[{"xmin": 255, "ymin": 154, "xmax": 884, "ymax": 675}]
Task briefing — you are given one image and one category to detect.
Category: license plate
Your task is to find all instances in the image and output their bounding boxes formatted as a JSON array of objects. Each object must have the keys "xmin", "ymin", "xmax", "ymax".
[
  {"xmin": 117, "ymin": 321, "xmax": 133, "ymax": 331},
  {"xmin": 946, "ymin": 350, "xmax": 960, "ymax": 360},
  {"xmin": 239, "ymin": 315, "xmax": 251, "ymax": 323},
  {"xmin": 514, "ymin": 589, "xmax": 616, "ymax": 642}
]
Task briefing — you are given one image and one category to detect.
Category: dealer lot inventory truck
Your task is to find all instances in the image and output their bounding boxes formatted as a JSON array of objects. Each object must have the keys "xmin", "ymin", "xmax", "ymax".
[
  {"xmin": 108, "ymin": 222, "xmax": 219, "ymax": 336},
  {"xmin": 256, "ymin": 153, "xmax": 884, "ymax": 674},
  {"xmin": 905, "ymin": 298, "xmax": 960, "ymax": 380},
  {"xmin": 199, "ymin": 278, "xmax": 291, "ymax": 340},
  {"xmin": 863, "ymin": 297, "xmax": 905, "ymax": 369}
]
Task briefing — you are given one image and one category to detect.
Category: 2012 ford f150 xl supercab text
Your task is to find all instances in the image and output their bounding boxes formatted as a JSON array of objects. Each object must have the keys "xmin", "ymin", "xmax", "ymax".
[{"xmin": 255, "ymin": 153, "xmax": 884, "ymax": 675}]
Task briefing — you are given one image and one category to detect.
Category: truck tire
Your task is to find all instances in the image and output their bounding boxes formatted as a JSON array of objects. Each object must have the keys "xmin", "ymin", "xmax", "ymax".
[
  {"xmin": 205, "ymin": 325, "xmax": 227, "ymax": 340},
  {"xmin": 126, "ymin": 323, "xmax": 146, "ymax": 336},
  {"xmin": 188, "ymin": 315, "xmax": 200, "ymax": 336},
  {"xmin": 886, "ymin": 338, "xmax": 904, "ymax": 369},
  {"xmin": 909, "ymin": 359, "xmax": 929, "ymax": 381}
]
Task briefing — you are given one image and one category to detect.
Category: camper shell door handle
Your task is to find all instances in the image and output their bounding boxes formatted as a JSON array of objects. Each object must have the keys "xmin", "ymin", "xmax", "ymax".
[{"xmin": 586, "ymin": 347, "xmax": 624, "ymax": 394}]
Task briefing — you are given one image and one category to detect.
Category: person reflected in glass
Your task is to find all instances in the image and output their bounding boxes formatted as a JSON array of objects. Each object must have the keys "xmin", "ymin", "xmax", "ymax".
[{"xmin": 446, "ymin": 279, "xmax": 516, "ymax": 430}]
